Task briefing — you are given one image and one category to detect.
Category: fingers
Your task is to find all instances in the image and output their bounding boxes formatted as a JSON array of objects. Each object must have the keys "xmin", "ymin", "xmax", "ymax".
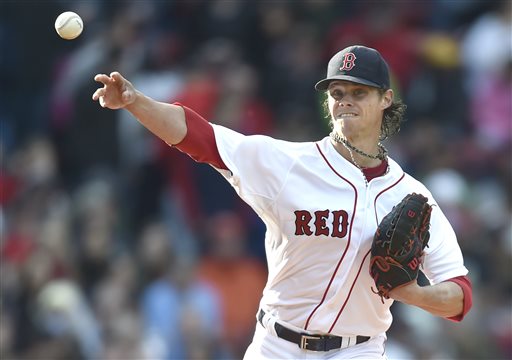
[
  {"xmin": 92, "ymin": 74, "xmax": 112, "ymax": 103},
  {"xmin": 110, "ymin": 71, "xmax": 123, "ymax": 82},
  {"xmin": 92, "ymin": 72, "xmax": 123, "ymax": 102},
  {"xmin": 92, "ymin": 87, "xmax": 105, "ymax": 101},
  {"xmin": 91, "ymin": 86, "xmax": 106, "ymax": 107},
  {"xmin": 94, "ymin": 72, "xmax": 125, "ymax": 86},
  {"xmin": 92, "ymin": 71, "xmax": 132, "ymax": 107},
  {"xmin": 99, "ymin": 96, "xmax": 106, "ymax": 108},
  {"xmin": 94, "ymin": 73, "xmax": 112, "ymax": 84}
]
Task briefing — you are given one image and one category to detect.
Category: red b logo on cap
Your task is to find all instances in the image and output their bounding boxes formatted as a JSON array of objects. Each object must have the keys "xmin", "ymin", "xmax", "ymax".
[{"xmin": 340, "ymin": 52, "xmax": 357, "ymax": 71}]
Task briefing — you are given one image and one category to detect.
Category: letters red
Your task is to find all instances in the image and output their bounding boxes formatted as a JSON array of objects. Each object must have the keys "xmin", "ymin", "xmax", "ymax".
[{"xmin": 294, "ymin": 210, "xmax": 349, "ymax": 238}]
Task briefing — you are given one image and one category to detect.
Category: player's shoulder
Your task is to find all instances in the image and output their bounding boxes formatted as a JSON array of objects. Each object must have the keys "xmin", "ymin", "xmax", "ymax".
[
  {"xmin": 402, "ymin": 172, "xmax": 429, "ymax": 192},
  {"xmin": 390, "ymin": 159, "xmax": 434, "ymax": 200},
  {"xmin": 220, "ymin": 125, "xmax": 318, "ymax": 155},
  {"xmin": 212, "ymin": 124, "xmax": 322, "ymax": 171},
  {"xmin": 245, "ymin": 134, "xmax": 313, "ymax": 147}
]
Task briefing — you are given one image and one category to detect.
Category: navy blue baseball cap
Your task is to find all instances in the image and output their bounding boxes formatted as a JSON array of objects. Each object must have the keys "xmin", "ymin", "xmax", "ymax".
[{"xmin": 315, "ymin": 45, "xmax": 390, "ymax": 91}]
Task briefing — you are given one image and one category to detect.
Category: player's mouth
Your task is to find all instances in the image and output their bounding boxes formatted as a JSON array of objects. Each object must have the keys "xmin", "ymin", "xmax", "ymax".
[{"xmin": 337, "ymin": 112, "xmax": 358, "ymax": 119}]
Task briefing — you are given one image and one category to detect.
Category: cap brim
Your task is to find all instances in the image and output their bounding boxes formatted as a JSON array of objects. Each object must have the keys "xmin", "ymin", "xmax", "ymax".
[{"xmin": 314, "ymin": 75, "xmax": 383, "ymax": 91}]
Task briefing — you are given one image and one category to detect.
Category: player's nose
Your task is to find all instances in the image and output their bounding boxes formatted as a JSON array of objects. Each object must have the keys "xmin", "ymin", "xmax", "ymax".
[{"xmin": 337, "ymin": 97, "xmax": 353, "ymax": 106}]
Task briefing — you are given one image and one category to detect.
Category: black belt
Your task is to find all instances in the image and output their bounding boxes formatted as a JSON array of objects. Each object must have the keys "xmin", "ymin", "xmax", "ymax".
[{"xmin": 258, "ymin": 309, "xmax": 370, "ymax": 352}]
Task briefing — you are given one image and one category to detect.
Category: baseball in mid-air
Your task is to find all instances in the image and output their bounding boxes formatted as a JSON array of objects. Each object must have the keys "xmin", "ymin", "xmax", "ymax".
[{"xmin": 55, "ymin": 11, "xmax": 83, "ymax": 40}]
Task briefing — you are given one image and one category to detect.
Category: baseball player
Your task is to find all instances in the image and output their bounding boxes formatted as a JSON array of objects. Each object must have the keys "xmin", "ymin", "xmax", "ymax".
[{"xmin": 92, "ymin": 45, "xmax": 472, "ymax": 359}]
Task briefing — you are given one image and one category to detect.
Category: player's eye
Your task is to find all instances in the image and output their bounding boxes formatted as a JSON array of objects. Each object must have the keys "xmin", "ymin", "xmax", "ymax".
[
  {"xmin": 353, "ymin": 89, "xmax": 367, "ymax": 97},
  {"xmin": 330, "ymin": 90, "xmax": 344, "ymax": 100}
]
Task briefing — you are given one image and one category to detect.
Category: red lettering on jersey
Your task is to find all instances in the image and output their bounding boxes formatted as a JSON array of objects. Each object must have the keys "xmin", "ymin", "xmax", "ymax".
[
  {"xmin": 332, "ymin": 210, "xmax": 349, "ymax": 238},
  {"xmin": 340, "ymin": 53, "xmax": 356, "ymax": 71},
  {"xmin": 314, "ymin": 210, "xmax": 330, "ymax": 236},
  {"xmin": 294, "ymin": 210, "xmax": 313, "ymax": 236},
  {"xmin": 294, "ymin": 210, "xmax": 349, "ymax": 238}
]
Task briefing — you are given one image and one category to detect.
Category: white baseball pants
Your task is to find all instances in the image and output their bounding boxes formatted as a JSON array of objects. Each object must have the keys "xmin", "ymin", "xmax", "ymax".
[{"xmin": 243, "ymin": 320, "xmax": 388, "ymax": 359}]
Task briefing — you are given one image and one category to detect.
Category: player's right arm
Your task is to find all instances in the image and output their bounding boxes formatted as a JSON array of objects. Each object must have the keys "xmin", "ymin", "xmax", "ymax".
[
  {"xmin": 92, "ymin": 71, "xmax": 226, "ymax": 169},
  {"xmin": 92, "ymin": 72, "xmax": 187, "ymax": 146}
]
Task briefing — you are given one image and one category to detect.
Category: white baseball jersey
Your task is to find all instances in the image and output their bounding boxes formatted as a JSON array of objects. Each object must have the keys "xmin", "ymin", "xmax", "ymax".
[{"xmin": 210, "ymin": 123, "xmax": 468, "ymax": 338}]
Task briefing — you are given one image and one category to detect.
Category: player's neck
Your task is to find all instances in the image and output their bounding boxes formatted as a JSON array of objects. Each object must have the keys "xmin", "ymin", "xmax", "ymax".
[
  {"xmin": 330, "ymin": 133, "xmax": 385, "ymax": 168},
  {"xmin": 342, "ymin": 146, "xmax": 382, "ymax": 168}
]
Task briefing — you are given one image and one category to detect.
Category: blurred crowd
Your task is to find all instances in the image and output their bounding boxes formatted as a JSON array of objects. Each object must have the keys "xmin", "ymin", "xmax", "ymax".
[{"xmin": 0, "ymin": 1, "xmax": 510, "ymax": 359}]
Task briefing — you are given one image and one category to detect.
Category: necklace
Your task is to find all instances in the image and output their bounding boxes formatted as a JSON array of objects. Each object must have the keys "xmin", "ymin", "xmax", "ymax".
[
  {"xmin": 330, "ymin": 131, "xmax": 387, "ymax": 160},
  {"xmin": 330, "ymin": 131, "xmax": 389, "ymax": 186},
  {"xmin": 343, "ymin": 142, "xmax": 369, "ymax": 185}
]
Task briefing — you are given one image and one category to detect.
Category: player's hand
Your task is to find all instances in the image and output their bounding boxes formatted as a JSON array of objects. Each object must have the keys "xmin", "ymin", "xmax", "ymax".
[{"xmin": 92, "ymin": 72, "xmax": 137, "ymax": 109}]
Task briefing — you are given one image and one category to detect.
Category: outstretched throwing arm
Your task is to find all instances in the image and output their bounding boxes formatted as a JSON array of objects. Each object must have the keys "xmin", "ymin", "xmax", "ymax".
[{"xmin": 92, "ymin": 71, "xmax": 187, "ymax": 145}]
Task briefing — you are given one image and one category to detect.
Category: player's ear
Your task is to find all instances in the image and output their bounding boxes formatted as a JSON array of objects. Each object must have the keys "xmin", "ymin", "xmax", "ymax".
[{"xmin": 381, "ymin": 89, "xmax": 393, "ymax": 110}]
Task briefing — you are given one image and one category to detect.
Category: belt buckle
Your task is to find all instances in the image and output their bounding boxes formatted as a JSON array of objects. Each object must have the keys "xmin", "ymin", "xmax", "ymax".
[{"xmin": 300, "ymin": 334, "xmax": 321, "ymax": 350}]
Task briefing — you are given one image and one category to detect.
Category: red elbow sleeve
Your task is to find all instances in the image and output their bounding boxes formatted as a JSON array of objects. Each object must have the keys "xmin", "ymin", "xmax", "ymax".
[
  {"xmin": 172, "ymin": 103, "xmax": 227, "ymax": 170},
  {"xmin": 445, "ymin": 275, "xmax": 473, "ymax": 322}
]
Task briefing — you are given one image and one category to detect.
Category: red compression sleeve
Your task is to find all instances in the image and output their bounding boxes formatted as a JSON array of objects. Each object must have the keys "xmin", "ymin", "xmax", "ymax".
[
  {"xmin": 172, "ymin": 103, "xmax": 227, "ymax": 170},
  {"xmin": 445, "ymin": 275, "xmax": 473, "ymax": 322}
]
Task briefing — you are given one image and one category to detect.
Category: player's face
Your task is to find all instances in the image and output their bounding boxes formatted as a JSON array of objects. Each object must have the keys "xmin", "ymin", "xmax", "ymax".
[{"xmin": 327, "ymin": 81, "xmax": 393, "ymax": 139}]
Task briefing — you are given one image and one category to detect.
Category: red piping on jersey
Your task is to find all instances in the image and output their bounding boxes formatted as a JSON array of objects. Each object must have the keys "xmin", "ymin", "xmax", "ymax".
[
  {"xmin": 304, "ymin": 143, "xmax": 359, "ymax": 331},
  {"xmin": 327, "ymin": 175, "xmax": 405, "ymax": 331},
  {"xmin": 329, "ymin": 249, "xmax": 372, "ymax": 332},
  {"xmin": 373, "ymin": 173, "xmax": 406, "ymax": 224}
]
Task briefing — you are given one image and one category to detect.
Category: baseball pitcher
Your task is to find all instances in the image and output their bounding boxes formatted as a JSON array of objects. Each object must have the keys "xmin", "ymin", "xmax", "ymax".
[{"xmin": 93, "ymin": 45, "xmax": 472, "ymax": 359}]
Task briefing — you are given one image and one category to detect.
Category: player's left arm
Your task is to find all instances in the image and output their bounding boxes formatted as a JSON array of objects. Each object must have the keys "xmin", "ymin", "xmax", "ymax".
[
  {"xmin": 389, "ymin": 194, "xmax": 473, "ymax": 321},
  {"xmin": 389, "ymin": 275, "xmax": 472, "ymax": 320}
]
